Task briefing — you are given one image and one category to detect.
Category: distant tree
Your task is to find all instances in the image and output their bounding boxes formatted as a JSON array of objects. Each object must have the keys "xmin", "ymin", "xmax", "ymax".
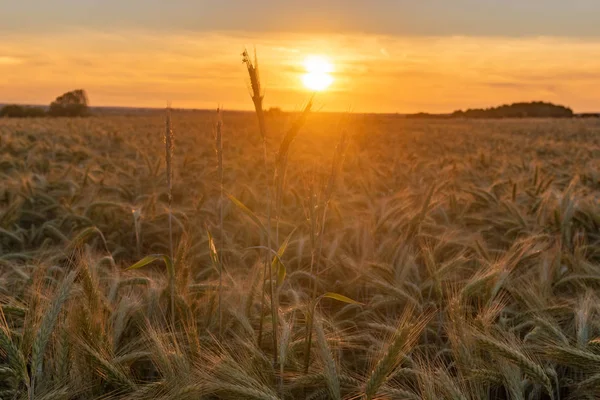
[
  {"xmin": 0, "ymin": 105, "xmax": 46, "ymax": 118},
  {"xmin": 266, "ymin": 107, "xmax": 284, "ymax": 116},
  {"xmin": 48, "ymin": 89, "xmax": 90, "ymax": 117},
  {"xmin": 406, "ymin": 112, "xmax": 433, "ymax": 119}
]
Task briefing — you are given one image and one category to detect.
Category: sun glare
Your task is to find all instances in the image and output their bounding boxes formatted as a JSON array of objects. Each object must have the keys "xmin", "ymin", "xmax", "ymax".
[{"xmin": 302, "ymin": 55, "xmax": 334, "ymax": 92}]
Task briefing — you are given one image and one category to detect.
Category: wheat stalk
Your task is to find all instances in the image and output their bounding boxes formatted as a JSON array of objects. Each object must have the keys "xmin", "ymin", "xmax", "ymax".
[
  {"xmin": 242, "ymin": 49, "xmax": 277, "ymax": 363},
  {"xmin": 30, "ymin": 270, "xmax": 77, "ymax": 399},
  {"xmin": 314, "ymin": 316, "xmax": 341, "ymax": 400},
  {"xmin": 365, "ymin": 310, "xmax": 429, "ymax": 400},
  {"xmin": 274, "ymin": 97, "xmax": 313, "ymax": 244},
  {"xmin": 215, "ymin": 108, "xmax": 224, "ymax": 337},
  {"xmin": 474, "ymin": 334, "xmax": 553, "ymax": 397},
  {"xmin": 0, "ymin": 309, "xmax": 28, "ymax": 392},
  {"xmin": 305, "ymin": 130, "xmax": 350, "ymax": 374},
  {"xmin": 164, "ymin": 105, "xmax": 175, "ymax": 324},
  {"xmin": 77, "ymin": 339, "xmax": 136, "ymax": 391}
]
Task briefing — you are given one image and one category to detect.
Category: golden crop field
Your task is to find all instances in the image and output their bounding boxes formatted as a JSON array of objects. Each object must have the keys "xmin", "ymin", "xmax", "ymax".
[{"xmin": 0, "ymin": 112, "xmax": 600, "ymax": 399}]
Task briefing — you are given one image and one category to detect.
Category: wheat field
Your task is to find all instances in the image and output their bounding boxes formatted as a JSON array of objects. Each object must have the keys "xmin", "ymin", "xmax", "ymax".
[{"xmin": 0, "ymin": 111, "xmax": 599, "ymax": 399}]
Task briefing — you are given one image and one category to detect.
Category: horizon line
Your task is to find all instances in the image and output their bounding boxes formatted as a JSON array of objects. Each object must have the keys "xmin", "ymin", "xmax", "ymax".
[{"xmin": 2, "ymin": 102, "xmax": 599, "ymax": 116}]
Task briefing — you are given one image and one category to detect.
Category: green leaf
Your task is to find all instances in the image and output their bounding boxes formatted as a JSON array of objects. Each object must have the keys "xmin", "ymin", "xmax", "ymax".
[
  {"xmin": 126, "ymin": 255, "xmax": 163, "ymax": 270},
  {"xmin": 320, "ymin": 292, "xmax": 362, "ymax": 306},
  {"xmin": 163, "ymin": 256, "xmax": 174, "ymax": 280},
  {"xmin": 276, "ymin": 261, "xmax": 286, "ymax": 288},
  {"xmin": 127, "ymin": 254, "xmax": 174, "ymax": 281},
  {"xmin": 226, "ymin": 193, "xmax": 268, "ymax": 236},
  {"xmin": 272, "ymin": 229, "xmax": 295, "ymax": 287},
  {"xmin": 207, "ymin": 230, "xmax": 219, "ymax": 268}
]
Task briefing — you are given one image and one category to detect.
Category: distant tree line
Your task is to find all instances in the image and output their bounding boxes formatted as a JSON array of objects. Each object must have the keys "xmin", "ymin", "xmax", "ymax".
[
  {"xmin": 405, "ymin": 112, "xmax": 450, "ymax": 119},
  {"xmin": 406, "ymin": 101, "xmax": 590, "ymax": 119},
  {"xmin": 452, "ymin": 102, "xmax": 573, "ymax": 118},
  {"xmin": 0, "ymin": 105, "xmax": 46, "ymax": 118},
  {"xmin": 0, "ymin": 89, "xmax": 89, "ymax": 118}
]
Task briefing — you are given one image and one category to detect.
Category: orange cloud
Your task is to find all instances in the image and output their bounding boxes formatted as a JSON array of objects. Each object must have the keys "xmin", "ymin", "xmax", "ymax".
[{"xmin": 0, "ymin": 56, "xmax": 23, "ymax": 65}]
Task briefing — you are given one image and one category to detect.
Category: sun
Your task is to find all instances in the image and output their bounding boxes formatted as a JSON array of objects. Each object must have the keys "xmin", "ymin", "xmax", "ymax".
[{"xmin": 302, "ymin": 55, "xmax": 334, "ymax": 92}]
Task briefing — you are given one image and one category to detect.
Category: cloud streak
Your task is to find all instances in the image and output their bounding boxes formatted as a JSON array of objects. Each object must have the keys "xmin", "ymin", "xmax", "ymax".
[{"xmin": 0, "ymin": 56, "xmax": 23, "ymax": 65}]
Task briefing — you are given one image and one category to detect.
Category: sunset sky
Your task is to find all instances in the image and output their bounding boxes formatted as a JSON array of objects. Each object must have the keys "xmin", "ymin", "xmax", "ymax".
[{"xmin": 2, "ymin": 1, "xmax": 600, "ymax": 113}]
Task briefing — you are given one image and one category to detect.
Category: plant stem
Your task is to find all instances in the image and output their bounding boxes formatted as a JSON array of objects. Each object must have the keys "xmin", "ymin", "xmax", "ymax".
[
  {"xmin": 216, "ymin": 109, "xmax": 224, "ymax": 337},
  {"xmin": 165, "ymin": 105, "xmax": 175, "ymax": 325}
]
